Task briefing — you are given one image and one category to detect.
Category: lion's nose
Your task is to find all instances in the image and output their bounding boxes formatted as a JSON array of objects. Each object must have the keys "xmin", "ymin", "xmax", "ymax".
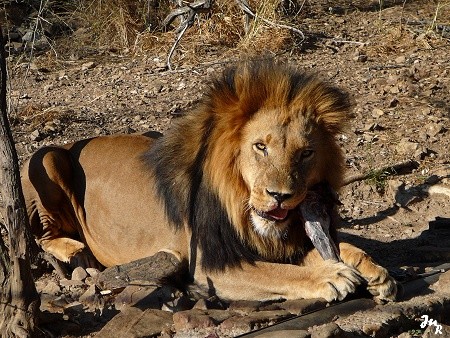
[{"xmin": 266, "ymin": 190, "xmax": 293, "ymax": 203}]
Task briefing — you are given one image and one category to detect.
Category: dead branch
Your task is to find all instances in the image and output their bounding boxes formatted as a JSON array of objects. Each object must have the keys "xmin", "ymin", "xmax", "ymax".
[
  {"xmin": 163, "ymin": 0, "xmax": 214, "ymax": 70},
  {"xmin": 235, "ymin": 0, "xmax": 305, "ymax": 42},
  {"xmin": 343, "ymin": 160, "xmax": 420, "ymax": 186},
  {"xmin": 0, "ymin": 26, "xmax": 42, "ymax": 337}
]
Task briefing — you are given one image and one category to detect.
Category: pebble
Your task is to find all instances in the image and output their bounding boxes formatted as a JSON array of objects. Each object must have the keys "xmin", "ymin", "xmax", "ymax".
[
  {"xmin": 30, "ymin": 129, "xmax": 42, "ymax": 141},
  {"xmin": 372, "ymin": 108, "xmax": 384, "ymax": 118},
  {"xmin": 71, "ymin": 266, "xmax": 88, "ymax": 281},
  {"xmin": 353, "ymin": 54, "xmax": 367, "ymax": 62},
  {"xmin": 396, "ymin": 138, "xmax": 419, "ymax": 155},
  {"xmin": 395, "ymin": 55, "xmax": 406, "ymax": 64},
  {"xmin": 81, "ymin": 61, "xmax": 96, "ymax": 71},
  {"xmin": 254, "ymin": 330, "xmax": 309, "ymax": 338},
  {"xmin": 86, "ymin": 267, "xmax": 100, "ymax": 278},
  {"xmin": 79, "ymin": 284, "xmax": 98, "ymax": 304},
  {"xmin": 41, "ymin": 280, "xmax": 61, "ymax": 296},
  {"xmin": 310, "ymin": 322, "xmax": 345, "ymax": 338}
]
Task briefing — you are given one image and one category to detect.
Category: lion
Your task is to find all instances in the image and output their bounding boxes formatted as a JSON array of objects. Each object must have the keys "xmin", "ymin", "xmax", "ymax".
[{"xmin": 21, "ymin": 60, "xmax": 397, "ymax": 303}]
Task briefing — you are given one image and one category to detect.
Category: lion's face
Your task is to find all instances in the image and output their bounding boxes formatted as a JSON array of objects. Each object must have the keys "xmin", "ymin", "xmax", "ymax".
[{"xmin": 240, "ymin": 107, "xmax": 326, "ymax": 238}]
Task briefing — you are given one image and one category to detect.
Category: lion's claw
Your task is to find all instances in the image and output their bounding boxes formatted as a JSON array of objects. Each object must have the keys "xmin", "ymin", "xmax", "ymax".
[{"xmin": 312, "ymin": 262, "xmax": 363, "ymax": 302}]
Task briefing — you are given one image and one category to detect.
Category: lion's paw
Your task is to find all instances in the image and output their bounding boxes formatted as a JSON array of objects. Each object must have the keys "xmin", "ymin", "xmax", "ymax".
[
  {"xmin": 364, "ymin": 265, "xmax": 398, "ymax": 303},
  {"xmin": 312, "ymin": 262, "xmax": 363, "ymax": 302}
]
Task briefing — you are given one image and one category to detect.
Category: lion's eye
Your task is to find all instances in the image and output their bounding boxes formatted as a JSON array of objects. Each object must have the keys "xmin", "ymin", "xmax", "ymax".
[
  {"xmin": 301, "ymin": 149, "xmax": 314, "ymax": 159},
  {"xmin": 254, "ymin": 143, "xmax": 267, "ymax": 155}
]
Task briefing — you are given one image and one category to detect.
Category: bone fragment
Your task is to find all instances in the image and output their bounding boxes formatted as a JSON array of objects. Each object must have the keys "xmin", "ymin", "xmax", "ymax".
[{"xmin": 300, "ymin": 192, "xmax": 341, "ymax": 262}]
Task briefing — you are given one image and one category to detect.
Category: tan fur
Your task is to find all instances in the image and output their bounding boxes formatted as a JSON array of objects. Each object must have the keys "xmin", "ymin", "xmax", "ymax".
[{"xmin": 22, "ymin": 61, "xmax": 397, "ymax": 302}]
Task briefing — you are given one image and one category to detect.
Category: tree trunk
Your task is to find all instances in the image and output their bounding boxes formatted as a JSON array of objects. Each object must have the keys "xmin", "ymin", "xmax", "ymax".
[{"xmin": 0, "ymin": 27, "xmax": 41, "ymax": 337}]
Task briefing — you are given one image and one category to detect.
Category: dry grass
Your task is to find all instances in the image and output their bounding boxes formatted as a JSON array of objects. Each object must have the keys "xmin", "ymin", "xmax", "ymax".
[{"xmin": 44, "ymin": 0, "xmax": 300, "ymax": 60}]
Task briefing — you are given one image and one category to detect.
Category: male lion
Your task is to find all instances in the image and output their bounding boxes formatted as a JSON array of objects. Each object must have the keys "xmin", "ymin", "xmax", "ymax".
[{"xmin": 22, "ymin": 60, "xmax": 397, "ymax": 302}]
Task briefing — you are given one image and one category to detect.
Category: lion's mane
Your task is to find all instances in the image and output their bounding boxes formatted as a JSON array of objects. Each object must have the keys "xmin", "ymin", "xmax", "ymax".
[{"xmin": 145, "ymin": 60, "xmax": 351, "ymax": 272}]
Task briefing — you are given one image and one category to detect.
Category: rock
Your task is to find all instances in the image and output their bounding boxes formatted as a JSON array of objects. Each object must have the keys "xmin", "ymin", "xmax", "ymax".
[
  {"xmin": 425, "ymin": 122, "xmax": 444, "ymax": 137},
  {"xmin": 41, "ymin": 280, "xmax": 61, "ymax": 296},
  {"xmin": 432, "ymin": 270, "xmax": 450, "ymax": 294},
  {"xmin": 353, "ymin": 54, "xmax": 367, "ymax": 62},
  {"xmin": 30, "ymin": 129, "xmax": 42, "ymax": 141},
  {"xmin": 422, "ymin": 323, "xmax": 450, "ymax": 337},
  {"xmin": 372, "ymin": 108, "xmax": 384, "ymax": 118},
  {"xmin": 114, "ymin": 285, "xmax": 161, "ymax": 310},
  {"xmin": 395, "ymin": 55, "xmax": 406, "ymax": 64},
  {"xmin": 362, "ymin": 323, "xmax": 389, "ymax": 337},
  {"xmin": 95, "ymin": 251, "xmax": 186, "ymax": 291},
  {"xmin": 173, "ymin": 309, "xmax": 232, "ymax": 330},
  {"xmin": 279, "ymin": 298, "xmax": 327, "ymax": 315},
  {"xmin": 228, "ymin": 300, "xmax": 262, "ymax": 314},
  {"xmin": 254, "ymin": 329, "xmax": 310, "ymax": 338},
  {"xmin": 60, "ymin": 278, "xmax": 84, "ymax": 288},
  {"xmin": 310, "ymin": 322, "xmax": 345, "ymax": 338},
  {"xmin": 86, "ymin": 267, "xmax": 100, "ymax": 278},
  {"xmin": 396, "ymin": 138, "xmax": 419, "ymax": 156},
  {"xmin": 71, "ymin": 266, "xmax": 88, "ymax": 281},
  {"xmin": 96, "ymin": 307, "xmax": 173, "ymax": 338},
  {"xmin": 79, "ymin": 284, "xmax": 98, "ymax": 304},
  {"xmin": 81, "ymin": 61, "xmax": 95, "ymax": 71},
  {"xmin": 220, "ymin": 310, "xmax": 293, "ymax": 332},
  {"xmin": 63, "ymin": 301, "xmax": 84, "ymax": 315}
]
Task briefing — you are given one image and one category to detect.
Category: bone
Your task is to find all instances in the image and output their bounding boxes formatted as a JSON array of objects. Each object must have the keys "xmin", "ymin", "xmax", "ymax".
[{"xmin": 300, "ymin": 191, "xmax": 341, "ymax": 262}]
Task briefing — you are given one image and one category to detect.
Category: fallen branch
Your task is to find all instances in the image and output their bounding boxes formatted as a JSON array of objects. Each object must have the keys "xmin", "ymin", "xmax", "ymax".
[
  {"xmin": 343, "ymin": 160, "xmax": 420, "ymax": 186},
  {"xmin": 163, "ymin": 0, "xmax": 214, "ymax": 70}
]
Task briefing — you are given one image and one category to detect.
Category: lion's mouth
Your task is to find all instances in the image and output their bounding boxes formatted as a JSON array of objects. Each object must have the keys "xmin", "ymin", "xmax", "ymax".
[{"xmin": 255, "ymin": 207, "xmax": 290, "ymax": 222}]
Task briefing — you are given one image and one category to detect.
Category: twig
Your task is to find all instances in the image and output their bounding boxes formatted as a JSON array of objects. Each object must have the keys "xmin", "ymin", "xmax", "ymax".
[
  {"xmin": 235, "ymin": 0, "xmax": 305, "ymax": 42},
  {"xmin": 343, "ymin": 160, "xmax": 419, "ymax": 186},
  {"xmin": 42, "ymin": 252, "xmax": 69, "ymax": 279},
  {"xmin": 163, "ymin": 0, "xmax": 214, "ymax": 70}
]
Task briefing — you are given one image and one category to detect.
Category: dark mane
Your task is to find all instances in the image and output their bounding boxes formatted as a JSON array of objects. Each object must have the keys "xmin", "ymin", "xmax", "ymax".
[
  {"xmin": 143, "ymin": 59, "xmax": 350, "ymax": 272},
  {"xmin": 144, "ymin": 113, "xmax": 262, "ymax": 272}
]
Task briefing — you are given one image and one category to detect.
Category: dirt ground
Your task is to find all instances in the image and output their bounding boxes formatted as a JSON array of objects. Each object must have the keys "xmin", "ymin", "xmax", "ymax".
[{"xmin": 1, "ymin": 0, "xmax": 450, "ymax": 337}]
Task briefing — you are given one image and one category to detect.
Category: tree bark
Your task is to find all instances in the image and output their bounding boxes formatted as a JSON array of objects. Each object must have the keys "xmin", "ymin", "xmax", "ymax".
[{"xmin": 0, "ymin": 27, "xmax": 41, "ymax": 337}]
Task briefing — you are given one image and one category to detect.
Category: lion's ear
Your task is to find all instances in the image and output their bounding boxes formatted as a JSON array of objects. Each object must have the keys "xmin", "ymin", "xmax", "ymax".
[{"xmin": 309, "ymin": 82, "xmax": 353, "ymax": 135}]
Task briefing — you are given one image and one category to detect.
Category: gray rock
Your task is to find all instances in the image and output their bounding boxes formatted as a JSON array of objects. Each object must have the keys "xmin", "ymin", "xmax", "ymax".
[
  {"xmin": 254, "ymin": 329, "xmax": 310, "ymax": 338},
  {"xmin": 71, "ymin": 266, "xmax": 88, "ymax": 281},
  {"xmin": 220, "ymin": 310, "xmax": 293, "ymax": 332},
  {"xmin": 279, "ymin": 298, "xmax": 327, "ymax": 315},
  {"xmin": 60, "ymin": 278, "xmax": 84, "ymax": 288},
  {"xmin": 96, "ymin": 307, "xmax": 173, "ymax": 338},
  {"xmin": 114, "ymin": 285, "xmax": 160, "ymax": 311},
  {"xmin": 396, "ymin": 138, "xmax": 419, "ymax": 155},
  {"xmin": 310, "ymin": 322, "xmax": 345, "ymax": 338},
  {"xmin": 228, "ymin": 300, "xmax": 262, "ymax": 314},
  {"xmin": 173, "ymin": 309, "xmax": 232, "ymax": 330},
  {"xmin": 30, "ymin": 129, "xmax": 42, "ymax": 141},
  {"xmin": 81, "ymin": 61, "xmax": 96, "ymax": 71},
  {"xmin": 41, "ymin": 280, "xmax": 61, "ymax": 296},
  {"xmin": 79, "ymin": 284, "xmax": 98, "ymax": 304}
]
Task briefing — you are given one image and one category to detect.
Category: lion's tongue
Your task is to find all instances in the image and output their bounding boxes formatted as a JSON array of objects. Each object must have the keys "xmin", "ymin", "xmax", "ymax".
[{"xmin": 267, "ymin": 207, "xmax": 289, "ymax": 221}]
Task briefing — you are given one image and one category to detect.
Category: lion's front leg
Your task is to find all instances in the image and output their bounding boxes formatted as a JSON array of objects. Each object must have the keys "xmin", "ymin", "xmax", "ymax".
[
  {"xmin": 338, "ymin": 242, "xmax": 397, "ymax": 302},
  {"xmin": 195, "ymin": 261, "xmax": 362, "ymax": 302}
]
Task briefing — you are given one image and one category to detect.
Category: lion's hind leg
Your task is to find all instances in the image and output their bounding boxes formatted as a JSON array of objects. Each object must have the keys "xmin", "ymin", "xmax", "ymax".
[
  {"xmin": 23, "ymin": 146, "xmax": 97, "ymax": 268},
  {"xmin": 339, "ymin": 242, "xmax": 397, "ymax": 302}
]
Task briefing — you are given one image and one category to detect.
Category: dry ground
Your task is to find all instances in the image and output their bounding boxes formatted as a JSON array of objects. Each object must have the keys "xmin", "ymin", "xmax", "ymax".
[{"xmin": 1, "ymin": 0, "xmax": 450, "ymax": 336}]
